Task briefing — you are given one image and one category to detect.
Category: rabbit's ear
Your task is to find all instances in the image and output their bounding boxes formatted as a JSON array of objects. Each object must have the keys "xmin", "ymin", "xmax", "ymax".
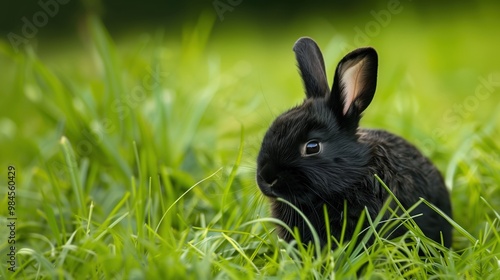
[
  {"xmin": 330, "ymin": 47, "xmax": 378, "ymax": 126},
  {"xmin": 293, "ymin": 37, "xmax": 330, "ymax": 99}
]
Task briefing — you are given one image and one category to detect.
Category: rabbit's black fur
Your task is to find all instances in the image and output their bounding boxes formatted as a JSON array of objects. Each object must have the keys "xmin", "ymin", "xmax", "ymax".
[{"xmin": 256, "ymin": 37, "xmax": 452, "ymax": 249}]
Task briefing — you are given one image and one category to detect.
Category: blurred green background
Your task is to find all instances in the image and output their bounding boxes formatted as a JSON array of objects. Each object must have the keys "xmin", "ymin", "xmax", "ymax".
[{"xmin": 1, "ymin": 0, "xmax": 500, "ymax": 278}]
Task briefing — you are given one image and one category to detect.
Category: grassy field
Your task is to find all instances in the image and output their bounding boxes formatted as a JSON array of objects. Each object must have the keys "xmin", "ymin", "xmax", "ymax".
[{"xmin": 1, "ymin": 5, "xmax": 500, "ymax": 279}]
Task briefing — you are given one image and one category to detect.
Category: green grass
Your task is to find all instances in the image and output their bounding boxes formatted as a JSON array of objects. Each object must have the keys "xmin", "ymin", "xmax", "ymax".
[{"xmin": 1, "ymin": 8, "xmax": 500, "ymax": 279}]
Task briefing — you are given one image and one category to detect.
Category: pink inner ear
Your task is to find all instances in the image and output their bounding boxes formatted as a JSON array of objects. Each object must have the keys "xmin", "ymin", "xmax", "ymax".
[{"xmin": 340, "ymin": 59, "xmax": 367, "ymax": 115}]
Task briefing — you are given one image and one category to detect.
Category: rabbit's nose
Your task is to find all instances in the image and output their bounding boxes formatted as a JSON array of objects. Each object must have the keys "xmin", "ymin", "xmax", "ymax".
[{"xmin": 258, "ymin": 162, "xmax": 279, "ymax": 188}]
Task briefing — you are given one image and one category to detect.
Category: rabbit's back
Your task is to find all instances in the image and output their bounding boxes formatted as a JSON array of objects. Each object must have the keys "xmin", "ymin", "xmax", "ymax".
[{"xmin": 359, "ymin": 128, "xmax": 452, "ymax": 247}]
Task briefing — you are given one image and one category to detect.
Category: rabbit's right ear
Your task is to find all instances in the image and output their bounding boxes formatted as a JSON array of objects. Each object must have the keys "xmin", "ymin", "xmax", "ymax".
[
  {"xmin": 293, "ymin": 37, "xmax": 330, "ymax": 99},
  {"xmin": 329, "ymin": 47, "xmax": 378, "ymax": 130}
]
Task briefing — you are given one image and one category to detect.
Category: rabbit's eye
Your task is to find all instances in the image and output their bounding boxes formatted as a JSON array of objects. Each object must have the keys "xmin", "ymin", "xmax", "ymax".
[{"xmin": 304, "ymin": 140, "xmax": 321, "ymax": 156}]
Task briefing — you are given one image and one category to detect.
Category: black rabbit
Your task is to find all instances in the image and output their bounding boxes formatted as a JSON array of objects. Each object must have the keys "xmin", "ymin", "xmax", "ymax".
[{"xmin": 256, "ymin": 37, "xmax": 452, "ymax": 249}]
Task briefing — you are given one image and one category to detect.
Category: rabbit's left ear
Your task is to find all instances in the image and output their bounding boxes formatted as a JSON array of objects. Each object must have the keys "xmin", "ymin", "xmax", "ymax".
[
  {"xmin": 330, "ymin": 48, "xmax": 378, "ymax": 126},
  {"xmin": 293, "ymin": 37, "xmax": 330, "ymax": 98}
]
